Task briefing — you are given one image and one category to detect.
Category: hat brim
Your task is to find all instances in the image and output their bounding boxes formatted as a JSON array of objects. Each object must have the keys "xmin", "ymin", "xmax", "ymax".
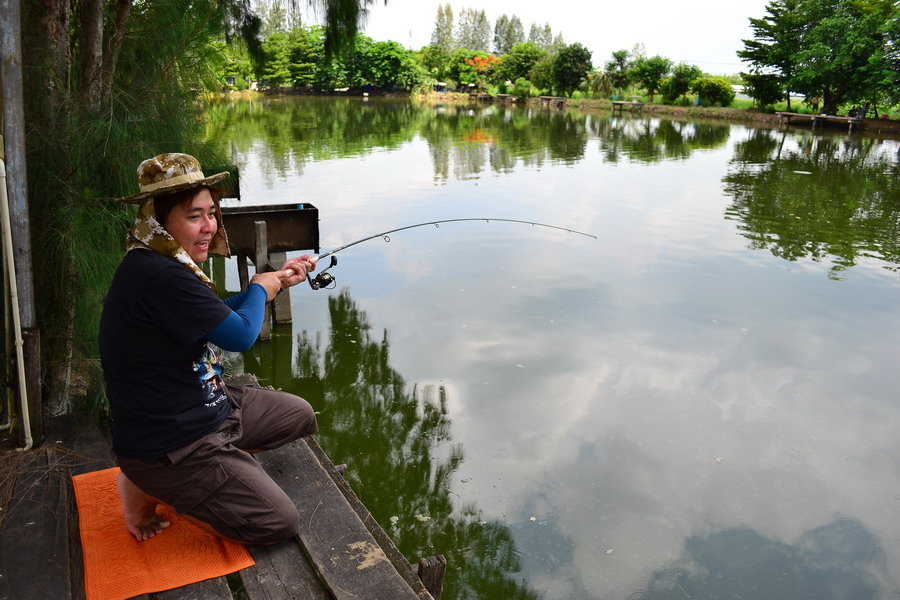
[{"xmin": 116, "ymin": 171, "xmax": 230, "ymax": 204}]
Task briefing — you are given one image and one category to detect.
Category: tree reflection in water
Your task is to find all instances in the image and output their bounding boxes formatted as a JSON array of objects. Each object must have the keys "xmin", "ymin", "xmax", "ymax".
[
  {"xmin": 723, "ymin": 130, "xmax": 900, "ymax": 279},
  {"xmin": 634, "ymin": 518, "xmax": 884, "ymax": 599},
  {"xmin": 254, "ymin": 289, "xmax": 539, "ymax": 600}
]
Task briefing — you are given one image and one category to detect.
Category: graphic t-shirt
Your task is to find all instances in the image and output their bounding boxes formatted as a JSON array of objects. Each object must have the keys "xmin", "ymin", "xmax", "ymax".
[{"xmin": 99, "ymin": 249, "xmax": 233, "ymax": 458}]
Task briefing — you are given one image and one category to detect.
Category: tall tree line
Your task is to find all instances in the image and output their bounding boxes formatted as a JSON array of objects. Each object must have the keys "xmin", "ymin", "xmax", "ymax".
[{"xmin": 429, "ymin": 6, "xmax": 563, "ymax": 55}]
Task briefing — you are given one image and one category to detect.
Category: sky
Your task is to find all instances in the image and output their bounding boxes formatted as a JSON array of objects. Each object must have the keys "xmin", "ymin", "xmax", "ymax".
[{"xmin": 305, "ymin": 0, "xmax": 770, "ymax": 75}]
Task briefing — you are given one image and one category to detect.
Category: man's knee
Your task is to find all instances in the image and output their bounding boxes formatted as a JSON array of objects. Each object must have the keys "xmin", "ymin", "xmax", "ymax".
[{"xmin": 232, "ymin": 498, "xmax": 299, "ymax": 544}]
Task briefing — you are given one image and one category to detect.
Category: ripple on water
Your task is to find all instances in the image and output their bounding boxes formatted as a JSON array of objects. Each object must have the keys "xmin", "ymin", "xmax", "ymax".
[{"xmin": 609, "ymin": 341, "xmax": 710, "ymax": 370}]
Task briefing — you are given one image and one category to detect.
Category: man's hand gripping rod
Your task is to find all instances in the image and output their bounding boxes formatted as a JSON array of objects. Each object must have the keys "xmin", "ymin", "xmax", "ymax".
[{"xmin": 275, "ymin": 254, "xmax": 338, "ymax": 290}]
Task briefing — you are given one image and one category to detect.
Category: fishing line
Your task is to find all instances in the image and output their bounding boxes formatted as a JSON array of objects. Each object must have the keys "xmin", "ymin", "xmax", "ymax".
[{"xmin": 284, "ymin": 218, "xmax": 597, "ymax": 290}]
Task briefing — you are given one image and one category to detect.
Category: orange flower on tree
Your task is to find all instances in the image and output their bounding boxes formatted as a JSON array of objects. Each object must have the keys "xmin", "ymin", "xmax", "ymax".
[{"xmin": 465, "ymin": 55, "xmax": 502, "ymax": 71}]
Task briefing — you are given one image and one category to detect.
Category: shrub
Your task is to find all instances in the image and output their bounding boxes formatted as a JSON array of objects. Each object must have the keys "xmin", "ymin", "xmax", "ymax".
[
  {"xmin": 660, "ymin": 63, "xmax": 702, "ymax": 104},
  {"xmin": 691, "ymin": 77, "xmax": 736, "ymax": 107},
  {"xmin": 740, "ymin": 72, "xmax": 784, "ymax": 109},
  {"xmin": 513, "ymin": 77, "xmax": 537, "ymax": 100}
]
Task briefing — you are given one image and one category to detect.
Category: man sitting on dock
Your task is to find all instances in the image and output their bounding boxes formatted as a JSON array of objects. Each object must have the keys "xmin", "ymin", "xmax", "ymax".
[{"xmin": 100, "ymin": 153, "xmax": 319, "ymax": 544}]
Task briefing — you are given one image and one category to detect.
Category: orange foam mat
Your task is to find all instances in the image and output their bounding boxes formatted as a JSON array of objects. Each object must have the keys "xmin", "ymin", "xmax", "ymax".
[{"xmin": 72, "ymin": 467, "xmax": 254, "ymax": 600}]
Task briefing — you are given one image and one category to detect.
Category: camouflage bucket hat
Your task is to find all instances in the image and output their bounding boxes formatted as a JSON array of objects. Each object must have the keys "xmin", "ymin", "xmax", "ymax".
[{"xmin": 117, "ymin": 153, "xmax": 229, "ymax": 204}]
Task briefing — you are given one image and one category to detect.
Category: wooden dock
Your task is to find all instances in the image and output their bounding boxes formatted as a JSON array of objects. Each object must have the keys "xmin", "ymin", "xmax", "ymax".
[
  {"xmin": 538, "ymin": 96, "xmax": 567, "ymax": 109},
  {"xmin": 0, "ymin": 411, "xmax": 445, "ymax": 600},
  {"xmin": 611, "ymin": 100, "xmax": 645, "ymax": 114},
  {"xmin": 775, "ymin": 111, "xmax": 863, "ymax": 132}
]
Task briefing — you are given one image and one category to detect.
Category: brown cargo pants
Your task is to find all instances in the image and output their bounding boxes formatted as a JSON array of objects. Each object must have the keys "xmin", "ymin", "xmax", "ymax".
[{"xmin": 116, "ymin": 384, "xmax": 318, "ymax": 544}]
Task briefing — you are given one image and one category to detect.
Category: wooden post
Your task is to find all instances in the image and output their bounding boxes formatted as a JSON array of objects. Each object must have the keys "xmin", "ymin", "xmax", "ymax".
[
  {"xmin": 254, "ymin": 221, "xmax": 271, "ymax": 340},
  {"xmin": 270, "ymin": 251, "xmax": 292, "ymax": 323},
  {"xmin": 21, "ymin": 328, "xmax": 41, "ymax": 447},
  {"xmin": 237, "ymin": 254, "xmax": 249, "ymax": 290},
  {"xmin": 2, "ymin": 0, "xmax": 41, "ymax": 444},
  {"xmin": 417, "ymin": 555, "xmax": 446, "ymax": 600}
]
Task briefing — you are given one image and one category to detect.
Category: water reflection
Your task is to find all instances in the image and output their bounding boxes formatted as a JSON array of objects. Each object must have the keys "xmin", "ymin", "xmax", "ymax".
[
  {"xmin": 636, "ymin": 519, "xmax": 883, "ymax": 599},
  {"xmin": 207, "ymin": 98, "xmax": 900, "ymax": 599},
  {"xmin": 230, "ymin": 287, "xmax": 538, "ymax": 599},
  {"xmin": 591, "ymin": 117, "xmax": 731, "ymax": 163},
  {"xmin": 723, "ymin": 130, "xmax": 900, "ymax": 279},
  {"xmin": 209, "ymin": 98, "xmax": 741, "ymax": 188}
]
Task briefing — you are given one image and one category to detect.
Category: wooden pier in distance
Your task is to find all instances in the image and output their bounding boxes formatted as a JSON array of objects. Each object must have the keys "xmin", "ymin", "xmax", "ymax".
[
  {"xmin": 0, "ymin": 401, "xmax": 445, "ymax": 600},
  {"xmin": 776, "ymin": 111, "xmax": 864, "ymax": 133},
  {"xmin": 611, "ymin": 100, "xmax": 645, "ymax": 114}
]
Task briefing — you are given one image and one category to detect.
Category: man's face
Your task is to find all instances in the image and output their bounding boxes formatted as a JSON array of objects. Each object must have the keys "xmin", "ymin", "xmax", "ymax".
[{"xmin": 164, "ymin": 188, "xmax": 217, "ymax": 264}]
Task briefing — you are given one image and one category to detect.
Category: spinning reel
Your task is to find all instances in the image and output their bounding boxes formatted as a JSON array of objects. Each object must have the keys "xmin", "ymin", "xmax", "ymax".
[{"xmin": 307, "ymin": 255, "xmax": 338, "ymax": 290}]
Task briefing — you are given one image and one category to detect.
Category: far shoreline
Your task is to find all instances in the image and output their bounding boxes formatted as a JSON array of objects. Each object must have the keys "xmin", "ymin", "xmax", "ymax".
[{"xmin": 226, "ymin": 89, "xmax": 900, "ymax": 140}]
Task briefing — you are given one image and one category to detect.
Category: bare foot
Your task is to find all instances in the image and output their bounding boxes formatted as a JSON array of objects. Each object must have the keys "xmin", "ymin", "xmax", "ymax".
[{"xmin": 116, "ymin": 471, "xmax": 171, "ymax": 542}]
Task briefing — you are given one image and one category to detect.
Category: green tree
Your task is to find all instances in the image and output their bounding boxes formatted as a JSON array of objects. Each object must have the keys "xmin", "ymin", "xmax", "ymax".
[
  {"xmin": 528, "ymin": 23, "xmax": 553, "ymax": 51},
  {"xmin": 288, "ymin": 26, "xmax": 323, "ymax": 87},
  {"xmin": 631, "ymin": 55, "xmax": 673, "ymax": 101},
  {"xmin": 261, "ymin": 31, "xmax": 294, "ymax": 86},
  {"xmin": 494, "ymin": 14, "xmax": 525, "ymax": 55},
  {"xmin": 790, "ymin": 0, "xmax": 897, "ymax": 114},
  {"xmin": 219, "ymin": 41, "xmax": 254, "ymax": 88},
  {"xmin": 738, "ymin": 0, "xmax": 803, "ymax": 109},
  {"xmin": 360, "ymin": 41, "xmax": 422, "ymax": 89},
  {"xmin": 529, "ymin": 55, "xmax": 556, "ymax": 94},
  {"xmin": 740, "ymin": 72, "xmax": 785, "ymax": 108},
  {"xmin": 430, "ymin": 3, "xmax": 455, "ymax": 52},
  {"xmin": 421, "ymin": 45, "xmax": 453, "ymax": 82},
  {"xmin": 740, "ymin": 0, "xmax": 899, "ymax": 113},
  {"xmin": 604, "ymin": 50, "xmax": 633, "ymax": 94},
  {"xmin": 661, "ymin": 62, "xmax": 702, "ymax": 103},
  {"xmin": 692, "ymin": 77, "xmax": 736, "ymax": 106},
  {"xmin": 498, "ymin": 41, "xmax": 547, "ymax": 82},
  {"xmin": 553, "ymin": 43, "xmax": 593, "ymax": 97},
  {"xmin": 456, "ymin": 8, "xmax": 491, "ymax": 52}
]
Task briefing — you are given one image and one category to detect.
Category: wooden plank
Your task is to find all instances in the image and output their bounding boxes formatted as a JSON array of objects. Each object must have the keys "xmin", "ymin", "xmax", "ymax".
[
  {"xmin": 238, "ymin": 539, "xmax": 330, "ymax": 600},
  {"xmin": 305, "ymin": 439, "xmax": 435, "ymax": 600},
  {"xmin": 54, "ymin": 415, "xmax": 116, "ymax": 600},
  {"xmin": 0, "ymin": 448, "xmax": 72, "ymax": 600},
  {"xmin": 153, "ymin": 577, "xmax": 233, "ymax": 599},
  {"xmin": 255, "ymin": 440, "xmax": 421, "ymax": 600}
]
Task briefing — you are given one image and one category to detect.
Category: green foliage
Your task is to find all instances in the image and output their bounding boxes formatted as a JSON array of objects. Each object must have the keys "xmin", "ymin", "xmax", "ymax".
[
  {"xmin": 456, "ymin": 7, "xmax": 491, "ymax": 52},
  {"xmin": 529, "ymin": 55, "xmax": 556, "ymax": 95},
  {"xmin": 528, "ymin": 23, "xmax": 553, "ymax": 50},
  {"xmin": 22, "ymin": 0, "xmax": 233, "ymax": 406},
  {"xmin": 553, "ymin": 43, "xmax": 593, "ymax": 97},
  {"xmin": 261, "ymin": 31, "xmax": 294, "ymax": 86},
  {"xmin": 630, "ymin": 55, "xmax": 673, "ymax": 101},
  {"xmin": 360, "ymin": 41, "xmax": 425, "ymax": 89},
  {"xmin": 741, "ymin": 72, "xmax": 785, "ymax": 108},
  {"xmin": 604, "ymin": 50, "xmax": 633, "ymax": 92},
  {"xmin": 661, "ymin": 63, "xmax": 702, "ymax": 103},
  {"xmin": 692, "ymin": 77, "xmax": 736, "ymax": 106},
  {"xmin": 498, "ymin": 41, "xmax": 547, "ymax": 82},
  {"xmin": 430, "ymin": 3, "xmax": 455, "ymax": 52},
  {"xmin": 740, "ymin": 0, "xmax": 899, "ymax": 113},
  {"xmin": 493, "ymin": 14, "xmax": 525, "ymax": 55},
  {"xmin": 513, "ymin": 77, "xmax": 537, "ymax": 99},
  {"xmin": 420, "ymin": 44, "xmax": 453, "ymax": 81}
]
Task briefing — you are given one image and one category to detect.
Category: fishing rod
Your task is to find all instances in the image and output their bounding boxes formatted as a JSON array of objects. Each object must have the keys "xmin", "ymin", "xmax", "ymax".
[{"xmin": 281, "ymin": 218, "xmax": 597, "ymax": 290}]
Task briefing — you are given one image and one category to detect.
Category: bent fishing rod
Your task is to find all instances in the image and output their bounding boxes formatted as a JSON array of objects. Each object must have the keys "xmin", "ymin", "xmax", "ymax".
[{"xmin": 280, "ymin": 218, "xmax": 597, "ymax": 290}]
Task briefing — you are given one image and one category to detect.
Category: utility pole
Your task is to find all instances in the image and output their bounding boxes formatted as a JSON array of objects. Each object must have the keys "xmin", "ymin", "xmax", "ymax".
[{"xmin": 1, "ymin": 0, "xmax": 42, "ymax": 447}]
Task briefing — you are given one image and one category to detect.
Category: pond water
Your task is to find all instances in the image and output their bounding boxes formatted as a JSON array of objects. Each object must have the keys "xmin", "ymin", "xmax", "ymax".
[{"xmin": 207, "ymin": 97, "xmax": 900, "ymax": 600}]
